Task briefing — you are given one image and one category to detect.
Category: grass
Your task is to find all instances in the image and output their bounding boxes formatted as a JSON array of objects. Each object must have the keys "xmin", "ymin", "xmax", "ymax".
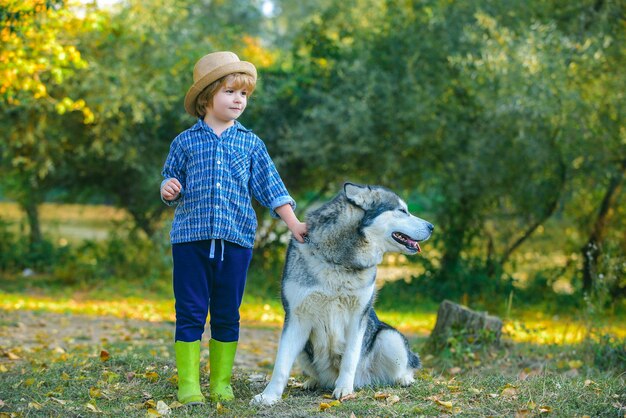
[
  {"xmin": 1, "ymin": 202, "xmax": 625, "ymax": 416},
  {"xmin": 0, "ymin": 313, "xmax": 624, "ymax": 417}
]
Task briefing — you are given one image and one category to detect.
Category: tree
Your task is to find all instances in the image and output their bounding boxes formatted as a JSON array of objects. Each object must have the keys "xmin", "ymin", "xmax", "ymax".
[{"xmin": 0, "ymin": 0, "xmax": 93, "ymax": 245}]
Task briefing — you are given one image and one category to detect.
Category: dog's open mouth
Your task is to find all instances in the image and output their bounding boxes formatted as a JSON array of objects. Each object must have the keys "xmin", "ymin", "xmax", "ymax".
[{"xmin": 392, "ymin": 232, "xmax": 422, "ymax": 253}]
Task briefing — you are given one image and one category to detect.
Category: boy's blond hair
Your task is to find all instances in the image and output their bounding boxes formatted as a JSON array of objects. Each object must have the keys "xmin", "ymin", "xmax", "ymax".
[{"xmin": 195, "ymin": 73, "xmax": 256, "ymax": 118}]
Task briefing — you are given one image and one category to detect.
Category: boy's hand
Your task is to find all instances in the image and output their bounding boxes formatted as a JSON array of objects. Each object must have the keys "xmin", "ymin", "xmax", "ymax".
[
  {"xmin": 161, "ymin": 178, "xmax": 182, "ymax": 201},
  {"xmin": 288, "ymin": 221, "xmax": 308, "ymax": 243}
]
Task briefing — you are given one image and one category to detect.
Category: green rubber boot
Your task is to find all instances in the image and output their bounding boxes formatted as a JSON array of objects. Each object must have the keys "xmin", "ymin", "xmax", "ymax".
[
  {"xmin": 209, "ymin": 339, "xmax": 238, "ymax": 402},
  {"xmin": 174, "ymin": 341, "xmax": 205, "ymax": 405}
]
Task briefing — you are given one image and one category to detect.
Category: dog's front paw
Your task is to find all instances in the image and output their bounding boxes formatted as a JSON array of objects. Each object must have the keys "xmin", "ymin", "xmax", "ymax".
[
  {"xmin": 250, "ymin": 392, "xmax": 281, "ymax": 406},
  {"xmin": 398, "ymin": 373, "xmax": 415, "ymax": 387},
  {"xmin": 332, "ymin": 385, "xmax": 354, "ymax": 400}
]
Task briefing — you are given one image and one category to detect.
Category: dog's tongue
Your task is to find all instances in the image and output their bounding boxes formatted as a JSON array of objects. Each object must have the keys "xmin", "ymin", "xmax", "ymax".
[{"xmin": 406, "ymin": 237, "xmax": 421, "ymax": 253}]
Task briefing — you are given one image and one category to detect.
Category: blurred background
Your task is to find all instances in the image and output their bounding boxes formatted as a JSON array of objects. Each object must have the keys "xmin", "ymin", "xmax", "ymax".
[{"xmin": 1, "ymin": 0, "xmax": 624, "ymax": 324}]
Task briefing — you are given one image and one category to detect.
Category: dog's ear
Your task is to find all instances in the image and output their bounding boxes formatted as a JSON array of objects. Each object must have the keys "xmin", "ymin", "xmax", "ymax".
[{"xmin": 344, "ymin": 182, "xmax": 372, "ymax": 209}]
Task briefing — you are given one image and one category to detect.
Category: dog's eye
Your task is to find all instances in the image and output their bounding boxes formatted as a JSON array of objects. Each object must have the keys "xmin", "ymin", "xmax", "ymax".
[{"xmin": 398, "ymin": 208, "xmax": 408, "ymax": 214}]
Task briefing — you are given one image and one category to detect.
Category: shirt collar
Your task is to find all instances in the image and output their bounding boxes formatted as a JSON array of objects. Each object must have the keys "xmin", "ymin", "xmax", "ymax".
[{"xmin": 190, "ymin": 119, "xmax": 252, "ymax": 133}]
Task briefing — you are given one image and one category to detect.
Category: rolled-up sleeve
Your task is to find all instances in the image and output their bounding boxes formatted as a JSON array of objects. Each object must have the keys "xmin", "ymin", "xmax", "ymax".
[
  {"xmin": 249, "ymin": 140, "xmax": 295, "ymax": 218},
  {"xmin": 161, "ymin": 139, "xmax": 187, "ymax": 207}
]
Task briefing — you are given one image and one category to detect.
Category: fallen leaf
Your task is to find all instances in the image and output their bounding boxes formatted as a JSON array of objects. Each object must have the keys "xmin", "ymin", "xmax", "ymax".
[
  {"xmin": 85, "ymin": 402, "xmax": 103, "ymax": 413},
  {"xmin": 216, "ymin": 402, "xmax": 228, "ymax": 414},
  {"xmin": 146, "ymin": 408, "xmax": 161, "ymax": 417},
  {"xmin": 374, "ymin": 392, "xmax": 390, "ymax": 400},
  {"xmin": 50, "ymin": 397, "xmax": 67, "ymax": 405},
  {"xmin": 340, "ymin": 393, "xmax": 357, "ymax": 402},
  {"xmin": 100, "ymin": 350, "xmax": 110, "ymax": 362},
  {"xmin": 322, "ymin": 394, "xmax": 334, "ymax": 399},
  {"xmin": 6, "ymin": 351, "xmax": 20, "ymax": 360},
  {"xmin": 156, "ymin": 401, "xmax": 171, "ymax": 416},
  {"xmin": 169, "ymin": 401, "xmax": 184, "ymax": 409},
  {"xmin": 89, "ymin": 387, "xmax": 103, "ymax": 399},
  {"xmin": 320, "ymin": 402, "xmax": 331, "ymax": 411},
  {"xmin": 538, "ymin": 405, "xmax": 552, "ymax": 414},
  {"xmin": 387, "ymin": 395, "xmax": 400, "ymax": 405},
  {"xmin": 515, "ymin": 409, "xmax": 532, "ymax": 418},
  {"xmin": 435, "ymin": 399, "xmax": 453, "ymax": 410},
  {"xmin": 0, "ymin": 365, "xmax": 8, "ymax": 372},
  {"xmin": 501, "ymin": 387, "xmax": 518, "ymax": 398},
  {"xmin": 28, "ymin": 402, "xmax": 43, "ymax": 410},
  {"xmin": 145, "ymin": 372, "xmax": 159, "ymax": 382}
]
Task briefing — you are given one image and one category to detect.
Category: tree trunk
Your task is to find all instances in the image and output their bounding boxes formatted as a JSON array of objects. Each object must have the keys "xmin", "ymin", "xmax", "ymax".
[
  {"xmin": 22, "ymin": 199, "xmax": 42, "ymax": 245},
  {"xmin": 427, "ymin": 300, "xmax": 503, "ymax": 351},
  {"xmin": 581, "ymin": 160, "xmax": 625, "ymax": 292}
]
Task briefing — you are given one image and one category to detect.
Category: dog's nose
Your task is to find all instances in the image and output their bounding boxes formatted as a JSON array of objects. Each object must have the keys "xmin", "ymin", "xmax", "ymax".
[{"xmin": 427, "ymin": 223, "xmax": 434, "ymax": 232}]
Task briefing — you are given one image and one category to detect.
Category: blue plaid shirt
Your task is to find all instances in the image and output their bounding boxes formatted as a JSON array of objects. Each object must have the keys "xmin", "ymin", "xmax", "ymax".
[{"xmin": 161, "ymin": 119, "xmax": 295, "ymax": 247}]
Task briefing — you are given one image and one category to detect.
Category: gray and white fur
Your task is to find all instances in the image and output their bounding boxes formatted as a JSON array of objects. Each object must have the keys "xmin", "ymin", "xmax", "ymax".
[{"xmin": 252, "ymin": 183, "xmax": 433, "ymax": 406}]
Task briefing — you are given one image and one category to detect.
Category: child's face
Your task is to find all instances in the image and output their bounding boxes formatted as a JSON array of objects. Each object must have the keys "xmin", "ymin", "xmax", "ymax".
[{"xmin": 207, "ymin": 84, "xmax": 248, "ymax": 123}]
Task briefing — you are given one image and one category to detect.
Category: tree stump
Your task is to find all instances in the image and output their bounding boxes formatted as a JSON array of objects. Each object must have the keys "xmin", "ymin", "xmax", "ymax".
[{"xmin": 427, "ymin": 300, "xmax": 503, "ymax": 350}]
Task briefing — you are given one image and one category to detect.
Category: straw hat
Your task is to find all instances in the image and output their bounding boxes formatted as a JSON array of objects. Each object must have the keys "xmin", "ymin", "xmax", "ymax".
[{"xmin": 184, "ymin": 51, "xmax": 257, "ymax": 117}]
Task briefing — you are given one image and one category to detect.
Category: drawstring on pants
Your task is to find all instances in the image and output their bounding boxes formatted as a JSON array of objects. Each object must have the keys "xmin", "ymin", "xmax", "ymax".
[{"xmin": 209, "ymin": 239, "xmax": 225, "ymax": 261}]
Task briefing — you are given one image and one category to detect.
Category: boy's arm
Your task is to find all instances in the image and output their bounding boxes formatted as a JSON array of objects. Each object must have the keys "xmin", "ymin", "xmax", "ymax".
[
  {"xmin": 161, "ymin": 140, "xmax": 186, "ymax": 206},
  {"xmin": 275, "ymin": 203, "xmax": 307, "ymax": 243}
]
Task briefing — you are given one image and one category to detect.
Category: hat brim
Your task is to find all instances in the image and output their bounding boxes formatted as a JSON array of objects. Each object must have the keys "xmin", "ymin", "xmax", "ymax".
[{"xmin": 184, "ymin": 61, "xmax": 257, "ymax": 117}]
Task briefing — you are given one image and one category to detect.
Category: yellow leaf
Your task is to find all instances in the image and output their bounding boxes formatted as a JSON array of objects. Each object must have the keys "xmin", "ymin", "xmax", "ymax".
[
  {"xmin": 322, "ymin": 394, "xmax": 334, "ymax": 399},
  {"xmin": 435, "ymin": 399, "xmax": 453, "ymax": 409},
  {"xmin": 145, "ymin": 372, "xmax": 160, "ymax": 382},
  {"xmin": 387, "ymin": 395, "xmax": 400, "ymax": 405},
  {"xmin": 538, "ymin": 405, "xmax": 552, "ymax": 414},
  {"xmin": 144, "ymin": 399, "xmax": 157, "ymax": 409},
  {"xmin": 216, "ymin": 402, "xmax": 228, "ymax": 414},
  {"xmin": 146, "ymin": 408, "xmax": 161, "ymax": 417},
  {"xmin": 24, "ymin": 378, "xmax": 36, "ymax": 387},
  {"xmin": 319, "ymin": 402, "xmax": 331, "ymax": 411},
  {"xmin": 85, "ymin": 402, "xmax": 103, "ymax": 413},
  {"xmin": 0, "ymin": 364, "xmax": 8, "ymax": 372},
  {"xmin": 6, "ymin": 351, "xmax": 20, "ymax": 360},
  {"xmin": 374, "ymin": 392, "xmax": 390, "ymax": 400},
  {"xmin": 501, "ymin": 387, "xmax": 518, "ymax": 398},
  {"xmin": 28, "ymin": 402, "xmax": 43, "ymax": 410},
  {"xmin": 329, "ymin": 400, "xmax": 341, "ymax": 407},
  {"xmin": 89, "ymin": 387, "xmax": 103, "ymax": 399},
  {"xmin": 100, "ymin": 350, "xmax": 110, "ymax": 362},
  {"xmin": 169, "ymin": 401, "xmax": 184, "ymax": 409}
]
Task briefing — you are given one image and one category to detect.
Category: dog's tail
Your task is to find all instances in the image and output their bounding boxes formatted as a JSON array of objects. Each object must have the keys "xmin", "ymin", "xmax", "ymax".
[{"xmin": 409, "ymin": 351, "xmax": 422, "ymax": 369}]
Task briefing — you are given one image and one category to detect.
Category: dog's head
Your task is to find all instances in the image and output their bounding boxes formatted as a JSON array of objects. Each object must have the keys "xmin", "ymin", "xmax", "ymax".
[{"xmin": 344, "ymin": 183, "xmax": 433, "ymax": 255}]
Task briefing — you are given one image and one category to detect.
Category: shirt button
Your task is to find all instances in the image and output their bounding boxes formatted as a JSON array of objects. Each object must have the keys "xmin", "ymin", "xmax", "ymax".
[
  {"xmin": 217, "ymin": 160, "xmax": 222, "ymax": 165},
  {"xmin": 216, "ymin": 182, "xmax": 221, "ymax": 188},
  {"xmin": 215, "ymin": 205, "xmax": 220, "ymax": 209}
]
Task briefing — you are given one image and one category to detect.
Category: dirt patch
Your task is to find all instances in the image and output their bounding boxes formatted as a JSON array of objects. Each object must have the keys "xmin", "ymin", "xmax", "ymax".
[{"xmin": 0, "ymin": 309, "xmax": 282, "ymax": 371}]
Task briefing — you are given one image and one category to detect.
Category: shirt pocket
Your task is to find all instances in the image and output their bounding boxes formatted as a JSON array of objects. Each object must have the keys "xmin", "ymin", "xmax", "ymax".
[{"xmin": 229, "ymin": 150, "xmax": 251, "ymax": 182}]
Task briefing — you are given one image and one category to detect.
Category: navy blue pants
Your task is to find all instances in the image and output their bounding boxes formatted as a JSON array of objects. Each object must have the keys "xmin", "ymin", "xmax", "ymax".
[{"xmin": 172, "ymin": 239, "xmax": 253, "ymax": 343}]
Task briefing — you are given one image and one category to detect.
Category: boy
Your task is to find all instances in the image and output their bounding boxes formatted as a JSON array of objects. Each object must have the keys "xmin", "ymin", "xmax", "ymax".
[{"xmin": 160, "ymin": 51, "xmax": 307, "ymax": 405}]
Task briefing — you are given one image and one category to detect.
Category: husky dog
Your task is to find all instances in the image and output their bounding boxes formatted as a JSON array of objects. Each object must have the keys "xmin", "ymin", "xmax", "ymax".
[{"xmin": 252, "ymin": 183, "xmax": 433, "ymax": 406}]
